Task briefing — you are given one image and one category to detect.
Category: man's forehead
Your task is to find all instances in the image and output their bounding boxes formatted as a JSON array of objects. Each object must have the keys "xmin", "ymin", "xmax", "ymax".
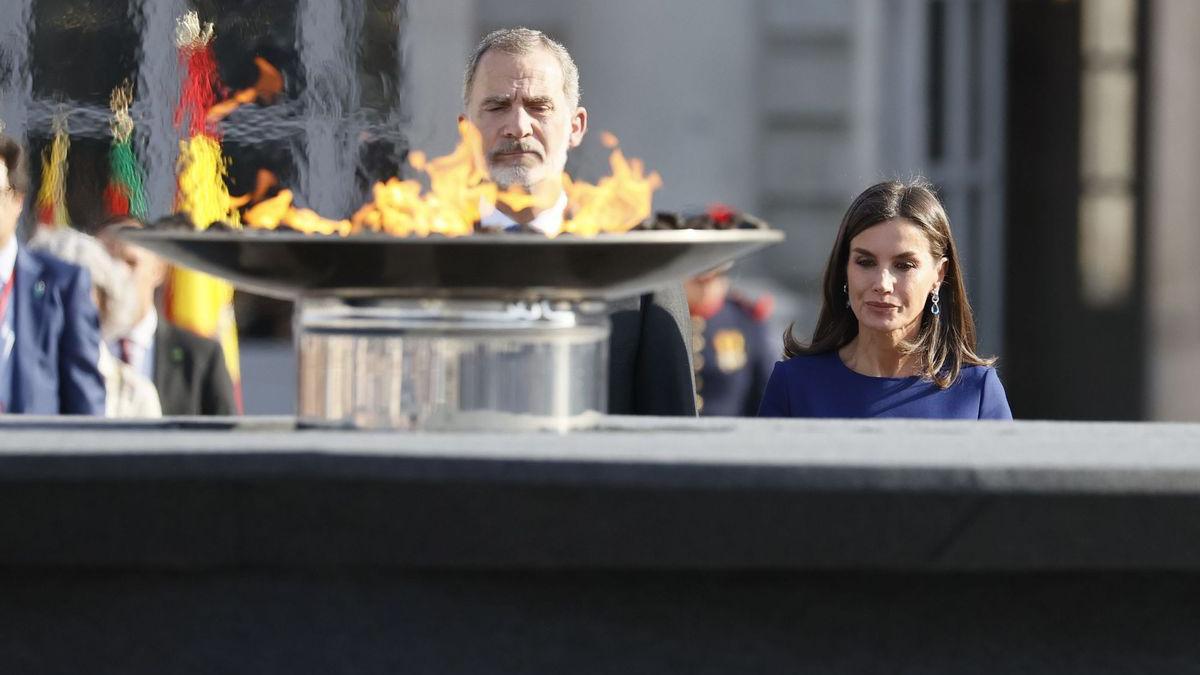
[{"xmin": 472, "ymin": 48, "xmax": 565, "ymax": 99}]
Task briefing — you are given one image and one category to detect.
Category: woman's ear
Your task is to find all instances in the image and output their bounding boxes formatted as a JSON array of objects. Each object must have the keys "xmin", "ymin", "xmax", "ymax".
[{"xmin": 935, "ymin": 257, "xmax": 948, "ymax": 289}]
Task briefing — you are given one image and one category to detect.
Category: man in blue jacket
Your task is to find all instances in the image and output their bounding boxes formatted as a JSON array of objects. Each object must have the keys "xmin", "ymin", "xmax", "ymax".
[{"xmin": 0, "ymin": 134, "xmax": 104, "ymax": 414}]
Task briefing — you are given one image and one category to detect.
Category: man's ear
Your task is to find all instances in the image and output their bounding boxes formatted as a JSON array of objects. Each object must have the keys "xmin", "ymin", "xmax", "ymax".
[
  {"xmin": 569, "ymin": 107, "xmax": 588, "ymax": 148},
  {"xmin": 458, "ymin": 113, "xmax": 467, "ymax": 124},
  {"xmin": 150, "ymin": 256, "xmax": 170, "ymax": 289}
]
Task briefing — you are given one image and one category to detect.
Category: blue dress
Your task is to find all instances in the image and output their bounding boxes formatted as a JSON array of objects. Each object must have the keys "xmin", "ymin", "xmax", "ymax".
[{"xmin": 757, "ymin": 351, "xmax": 1012, "ymax": 419}]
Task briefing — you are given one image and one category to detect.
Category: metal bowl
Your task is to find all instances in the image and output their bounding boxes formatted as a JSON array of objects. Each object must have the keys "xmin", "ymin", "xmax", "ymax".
[{"xmin": 120, "ymin": 228, "xmax": 784, "ymax": 301}]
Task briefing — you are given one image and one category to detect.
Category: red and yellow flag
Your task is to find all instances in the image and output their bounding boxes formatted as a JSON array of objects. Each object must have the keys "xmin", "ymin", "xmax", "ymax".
[
  {"xmin": 167, "ymin": 11, "xmax": 242, "ymax": 411},
  {"xmin": 35, "ymin": 115, "xmax": 71, "ymax": 228}
]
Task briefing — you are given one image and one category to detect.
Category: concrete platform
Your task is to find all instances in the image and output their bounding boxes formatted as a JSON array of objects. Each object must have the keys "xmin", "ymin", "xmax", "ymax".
[{"xmin": 1, "ymin": 416, "xmax": 1199, "ymax": 673}]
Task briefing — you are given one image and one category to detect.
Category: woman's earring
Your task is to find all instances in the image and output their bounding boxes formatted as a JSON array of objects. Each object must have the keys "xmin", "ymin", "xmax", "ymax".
[
  {"xmin": 843, "ymin": 283, "xmax": 850, "ymax": 308},
  {"xmin": 930, "ymin": 290, "xmax": 941, "ymax": 316}
]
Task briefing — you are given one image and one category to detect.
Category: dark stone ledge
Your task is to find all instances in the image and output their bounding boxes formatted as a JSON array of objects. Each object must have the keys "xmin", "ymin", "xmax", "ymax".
[
  {"xmin": 2, "ymin": 417, "xmax": 1200, "ymax": 674},
  {"xmin": 0, "ymin": 416, "xmax": 1197, "ymax": 571}
]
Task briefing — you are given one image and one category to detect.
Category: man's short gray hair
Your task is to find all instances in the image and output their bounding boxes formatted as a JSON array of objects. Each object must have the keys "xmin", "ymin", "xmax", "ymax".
[{"xmin": 463, "ymin": 27, "xmax": 581, "ymax": 110}]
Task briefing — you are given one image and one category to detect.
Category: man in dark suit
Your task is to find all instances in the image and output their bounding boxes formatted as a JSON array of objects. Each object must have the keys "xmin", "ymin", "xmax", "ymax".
[
  {"xmin": 99, "ymin": 219, "xmax": 236, "ymax": 416},
  {"xmin": 0, "ymin": 134, "xmax": 105, "ymax": 414},
  {"xmin": 462, "ymin": 28, "xmax": 695, "ymax": 415}
]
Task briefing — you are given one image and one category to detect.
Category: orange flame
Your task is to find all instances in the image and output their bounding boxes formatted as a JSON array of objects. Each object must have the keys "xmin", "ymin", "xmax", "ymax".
[
  {"xmin": 230, "ymin": 167, "xmax": 279, "ymax": 209},
  {"xmin": 561, "ymin": 134, "xmax": 662, "ymax": 236},
  {"xmin": 208, "ymin": 56, "xmax": 285, "ymax": 124},
  {"xmin": 240, "ymin": 120, "xmax": 662, "ymax": 238},
  {"xmin": 243, "ymin": 189, "xmax": 352, "ymax": 236},
  {"xmin": 348, "ymin": 120, "xmax": 494, "ymax": 237},
  {"xmin": 242, "ymin": 189, "xmax": 294, "ymax": 229}
]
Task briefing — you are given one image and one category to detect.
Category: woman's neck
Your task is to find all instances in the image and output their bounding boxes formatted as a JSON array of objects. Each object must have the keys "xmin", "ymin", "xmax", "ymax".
[{"xmin": 839, "ymin": 327, "xmax": 920, "ymax": 378}]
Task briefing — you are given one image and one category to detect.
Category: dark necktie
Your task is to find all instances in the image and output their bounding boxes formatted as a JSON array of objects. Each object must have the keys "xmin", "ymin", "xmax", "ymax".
[{"xmin": 118, "ymin": 338, "xmax": 133, "ymax": 365}]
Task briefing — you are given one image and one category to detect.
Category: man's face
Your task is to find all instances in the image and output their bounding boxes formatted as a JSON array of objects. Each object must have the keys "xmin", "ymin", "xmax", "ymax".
[
  {"xmin": 101, "ymin": 232, "xmax": 167, "ymax": 323},
  {"xmin": 463, "ymin": 47, "xmax": 587, "ymax": 191},
  {"xmin": 0, "ymin": 162, "xmax": 23, "ymax": 247}
]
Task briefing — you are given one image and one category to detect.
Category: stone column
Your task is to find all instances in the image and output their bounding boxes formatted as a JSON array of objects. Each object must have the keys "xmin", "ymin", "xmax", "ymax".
[
  {"xmin": 1146, "ymin": 0, "xmax": 1200, "ymax": 420},
  {"xmin": 297, "ymin": 0, "xmax": 364, "ymax": 218},
  {"xmin": 570, "ymin": 0, "xmax": 757, "ymax": 213},
  {"xmin": 0, "ymin": 0, "xmax": 32, "ymax": 141},
  {"xmin": 134, "ymin": 0, "xmax": 187, "ymax": 220},
  {"xmin": 402, "ymin": 0, "xmax": 476, "ymax": 154},
  {"xmin": 0, "ymin": 0, "xmax": 33, "ymax": 235}
]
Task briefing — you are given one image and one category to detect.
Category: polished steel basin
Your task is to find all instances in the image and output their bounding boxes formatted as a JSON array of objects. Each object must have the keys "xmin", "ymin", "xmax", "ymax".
[
  {"xmin": 120, "ymin": 226, "xmax": 784, "ymax": 430},
  {"xmin": 121, "ymin": 228, "xmax": 783, "ymax": 301}
]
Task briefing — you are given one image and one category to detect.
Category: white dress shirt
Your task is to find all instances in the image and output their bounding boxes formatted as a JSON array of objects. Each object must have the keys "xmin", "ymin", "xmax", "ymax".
[
  {"xmin": 0, "ymin": 235, "xmax": 17, "ymax": 284},
  {"xmin": 97, "ymin": 343, "xmax": 162, "ymax": 418},
  {"xmin": 480, "ymin": 191, "xmax": 568, "ymax": 236},
  {"xmin": 113, "ymin": 310, "xmax": 157, "ymax": 381},
  {"xmin": 0, "ymin": 236, "xmax": 17, "ymax": 396}
]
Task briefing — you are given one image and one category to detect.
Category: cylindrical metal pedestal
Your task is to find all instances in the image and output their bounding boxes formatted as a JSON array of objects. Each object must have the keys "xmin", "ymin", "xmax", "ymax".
[{"xmin": 297, "ymin": 299, "xmax": 609, "ymax": 430}]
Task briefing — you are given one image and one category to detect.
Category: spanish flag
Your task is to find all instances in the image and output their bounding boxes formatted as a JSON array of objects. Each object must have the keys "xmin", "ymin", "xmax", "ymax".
[
  {"xmin": 167, "ymin": 11, "xmax": 242, "ymax": 412},
  {"xmin": 35, "ymin": 115, "xmax": 71, "ymax": 228}
]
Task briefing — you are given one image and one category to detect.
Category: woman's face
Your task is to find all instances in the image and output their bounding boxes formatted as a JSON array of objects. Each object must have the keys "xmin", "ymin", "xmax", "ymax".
[{"xmin": 845, "ymin": 218, "xmax": 946, "ymax": 339}]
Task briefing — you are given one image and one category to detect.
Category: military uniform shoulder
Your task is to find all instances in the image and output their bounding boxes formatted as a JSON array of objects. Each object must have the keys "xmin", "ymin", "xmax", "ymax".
[{"xmin": 726, "ymin": 291, "xmax": 774, "ymax": 323}]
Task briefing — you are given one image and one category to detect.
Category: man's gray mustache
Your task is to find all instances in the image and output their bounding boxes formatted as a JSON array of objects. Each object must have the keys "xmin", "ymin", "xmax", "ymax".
[{"xmin": 489, "ymin": 141, "xmax": 542, "ymax": 160}]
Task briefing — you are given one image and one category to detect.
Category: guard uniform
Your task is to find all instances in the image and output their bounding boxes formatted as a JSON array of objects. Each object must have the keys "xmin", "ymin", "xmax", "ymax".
[{"xmin": 691, "ymin": 292, "xmax": 776, "ymax": 417}]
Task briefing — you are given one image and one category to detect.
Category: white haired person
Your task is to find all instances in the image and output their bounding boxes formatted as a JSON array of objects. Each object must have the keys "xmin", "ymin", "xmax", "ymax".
[{"xmin": 28, "ymin": 227, "xmax": 162, "ymax": 418}]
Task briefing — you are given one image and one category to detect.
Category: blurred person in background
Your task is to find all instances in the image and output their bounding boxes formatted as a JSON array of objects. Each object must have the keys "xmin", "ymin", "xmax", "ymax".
[
  {"xmin": 462, "ymin": 27, "xmax": 695, "ymax": 415},
  {"xmin": 28, "ymin": 226, "xmax": 161, "ymax": 418},
  {"xmin": 0, "ymin": 134, "xmax": 104, "ymax": 415},
  {"xmin": 684, "ymin": 207, "xmax": 775, "ymax": 417},
  {"xmin": 758, "ymin": 179, "xmax": 1011, "ymax": 419},
  {"xmin": 99, "ymin": 217, "xmax": 236, "ymax": 416}
]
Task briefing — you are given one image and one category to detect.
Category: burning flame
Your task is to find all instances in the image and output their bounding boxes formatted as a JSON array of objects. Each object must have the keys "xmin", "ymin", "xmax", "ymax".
[
  {"xmin": 561, "ymin": 132, "xmax": 662, "ymax": 236},
  {"xmin": 230, "ymin": 167, "xmax": 278, "ymax": 210},
  {"xmin": 208, "ymin": 56, "xmax": 285, "ymax": 124},
  {"xmin": 240, "ymin": 120, "xmax": 662, "ymax": 238},
  {"xmin": 244, "ymin": 189, "xmax": 352, "ymax": 236},
  {"xmin": 350, "ymin": 119, "xmax": 495, "ymax": 237}
]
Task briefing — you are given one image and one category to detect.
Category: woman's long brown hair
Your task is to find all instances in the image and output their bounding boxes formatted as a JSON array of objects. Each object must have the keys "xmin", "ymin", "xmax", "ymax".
[{"xmin": 782, "ymin": 179, "xmax": 994, "ymax": 388}]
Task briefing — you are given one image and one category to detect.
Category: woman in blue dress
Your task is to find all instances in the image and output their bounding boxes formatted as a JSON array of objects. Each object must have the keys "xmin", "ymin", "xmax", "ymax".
[{"xmin": 758, "ymin": 179, "xmax": 1012, "ymax": 419}]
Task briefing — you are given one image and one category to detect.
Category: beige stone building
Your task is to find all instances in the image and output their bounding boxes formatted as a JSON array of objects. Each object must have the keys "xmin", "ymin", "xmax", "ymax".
[{"xmin": 1, "ymin": 0, "xmax": 1195, "ymax": 420}]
